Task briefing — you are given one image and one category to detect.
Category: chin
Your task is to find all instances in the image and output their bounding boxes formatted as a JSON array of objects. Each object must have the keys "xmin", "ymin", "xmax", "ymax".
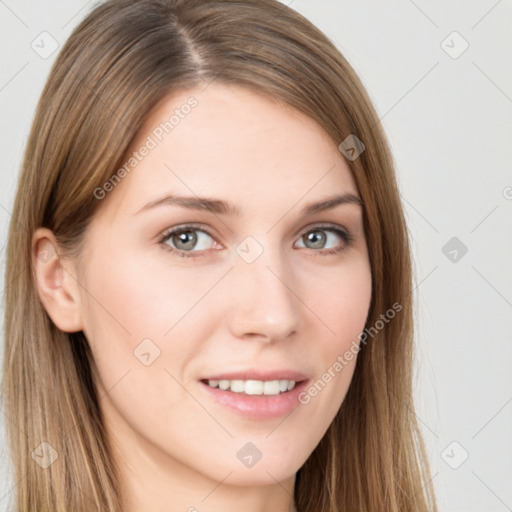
[
  {"xmin": 208, "ymin": 445, "xmax": 306, "ymax": 486},
  {"xmin": 219, "ymin": 464, "xmax": 298, "ymax": 487}
]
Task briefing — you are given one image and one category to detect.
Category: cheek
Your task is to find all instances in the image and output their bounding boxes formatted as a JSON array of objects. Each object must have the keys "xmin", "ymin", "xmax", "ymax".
[
  {"xmin": 296, "ymin": 257, "xmax": 371, "ymax": 415},
  {"xmin": 78, "ymin": 246, "xmax": 231, "ymax": 414},
  {"xmin": 80, "ymin": 246, "xmax": 221, "ymax": 352},
  {"xmin": 306, "ymin": 256, "xmax": 372, "ymax": 349},
  {"xmin": 77, "ymin": 248, "xmax": 215, "ymax": 443}
]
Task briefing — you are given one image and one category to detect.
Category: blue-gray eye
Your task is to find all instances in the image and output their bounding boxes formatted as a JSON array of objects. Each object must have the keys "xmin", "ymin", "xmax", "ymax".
[{"xmin": 164, "ymin": 228, "xmax": 214, "ymax": 252}]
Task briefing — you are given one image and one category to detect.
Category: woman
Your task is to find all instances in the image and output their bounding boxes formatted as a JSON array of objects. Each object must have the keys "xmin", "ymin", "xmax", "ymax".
[{"xmin": 2, "ymin": 0, "xmax": 438, "ymax": 511}]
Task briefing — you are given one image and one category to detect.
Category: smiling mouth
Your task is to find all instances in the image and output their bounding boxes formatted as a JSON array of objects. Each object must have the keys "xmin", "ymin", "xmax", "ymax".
[{"xmin": 201, "ymin": 378, "xmax": 300, "ymax": 396}]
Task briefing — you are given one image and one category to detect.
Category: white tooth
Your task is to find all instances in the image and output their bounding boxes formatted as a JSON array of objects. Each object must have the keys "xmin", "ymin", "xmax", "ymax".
[
  {"xmin": 218, "ymin": 379, "xmax": 230, "ymax": 391},
  {"xmin": 279, "ymin": 380, "xmax": 289, "ymax": 392},
  {"xmin": 263, "ymin": 380, "xmax": 280, "ymax": 395},
  {"xmin": 210, "ymin": 378, "xmax": 296, "ymax": 394},
  {"xmin": 244, "ymin": 380, "xmax": 264, "ymax": 395},
  {"xmin": 230, "ymin": 380, "xmax": 245, "ymax": 393}
]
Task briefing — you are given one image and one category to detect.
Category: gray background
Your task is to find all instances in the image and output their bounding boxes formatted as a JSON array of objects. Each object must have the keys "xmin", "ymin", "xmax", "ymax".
[{"xmin": 1, "ymin": 1, "xmax": 511, "ymax": 510}]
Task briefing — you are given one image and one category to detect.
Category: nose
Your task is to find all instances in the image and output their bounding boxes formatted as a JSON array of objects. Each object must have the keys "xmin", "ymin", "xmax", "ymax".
[{"xmin": 227, "ymin": 248, "xmax": 300, "ymax": 343}]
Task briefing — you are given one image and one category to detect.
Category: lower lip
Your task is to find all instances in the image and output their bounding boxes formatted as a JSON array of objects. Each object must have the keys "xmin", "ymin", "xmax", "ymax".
[{"xmin": 198, "ymin": 380, "xmax": 309, "ymax": 420}]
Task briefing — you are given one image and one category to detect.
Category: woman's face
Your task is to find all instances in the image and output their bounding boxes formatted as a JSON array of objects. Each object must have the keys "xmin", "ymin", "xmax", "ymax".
[{"xmin": 75, "ymin": 83, "xmax": 371, "ymax": 490}]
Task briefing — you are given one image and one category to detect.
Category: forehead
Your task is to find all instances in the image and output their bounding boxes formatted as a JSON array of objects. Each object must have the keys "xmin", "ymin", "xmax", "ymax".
[{"xmin": 98, "ymin": 83, "xmax": 359, "ymax": 219}]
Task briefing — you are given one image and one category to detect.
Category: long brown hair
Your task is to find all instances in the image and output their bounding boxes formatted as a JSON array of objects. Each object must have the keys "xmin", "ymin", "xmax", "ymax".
[{"xmin": 2, "ymin": 1, "xmax": 437, "ymax": 510}]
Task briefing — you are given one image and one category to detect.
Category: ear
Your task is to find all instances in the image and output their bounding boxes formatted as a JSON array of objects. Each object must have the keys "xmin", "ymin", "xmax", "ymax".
[{"xmin": 32, "ymin": 227, "xmax": 84, "ymax": 333}]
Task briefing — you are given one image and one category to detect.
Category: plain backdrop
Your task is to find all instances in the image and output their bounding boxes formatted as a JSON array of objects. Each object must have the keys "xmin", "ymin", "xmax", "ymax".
[{"xmin": 1, "ymin": 1, "xmax": 511, "ymax": 511}]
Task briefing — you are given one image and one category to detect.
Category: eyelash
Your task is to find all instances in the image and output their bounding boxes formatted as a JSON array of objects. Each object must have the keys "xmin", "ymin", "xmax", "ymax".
[{"xmin": 157, "ymin": 223, "xmax": 354, "ymax": 259}]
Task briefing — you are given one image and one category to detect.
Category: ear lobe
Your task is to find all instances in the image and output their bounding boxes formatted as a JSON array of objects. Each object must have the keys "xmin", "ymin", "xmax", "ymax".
[{"xmin": 32, "ymin": 228, "xmax": 84, "ymax": 333}]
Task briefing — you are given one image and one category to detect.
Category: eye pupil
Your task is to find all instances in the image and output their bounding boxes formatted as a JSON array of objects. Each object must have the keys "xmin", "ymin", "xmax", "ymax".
[
  {"xmin": 305, "ymin": 230, "xmax": 326, "ymax": 249},
  {"xmin": 174, "ymin": 230, "xmax": 197, "ymax": 250}
]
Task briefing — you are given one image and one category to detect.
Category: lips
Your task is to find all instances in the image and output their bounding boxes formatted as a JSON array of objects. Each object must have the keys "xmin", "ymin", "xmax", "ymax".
[{"xmin": 197, "ymin": 368, "xmax": 310, "ymax": 419}]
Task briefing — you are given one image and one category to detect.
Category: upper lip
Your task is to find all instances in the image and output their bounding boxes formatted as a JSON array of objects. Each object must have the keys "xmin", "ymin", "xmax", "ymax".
[{"xmin": 200, "ymin": 369, "xmax": 309, "ymax": 382}]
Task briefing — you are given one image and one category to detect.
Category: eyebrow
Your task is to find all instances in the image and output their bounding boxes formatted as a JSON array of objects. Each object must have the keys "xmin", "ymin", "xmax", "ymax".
[{"xmin": 134, "ymin": 192, "xmax": 362, "ymax": 217}]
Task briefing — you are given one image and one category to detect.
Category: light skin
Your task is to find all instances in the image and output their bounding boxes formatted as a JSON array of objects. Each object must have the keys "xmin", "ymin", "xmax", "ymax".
[{"xmin": 33, "ymin": 83, "xmax": 372, "ymax": 512}]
